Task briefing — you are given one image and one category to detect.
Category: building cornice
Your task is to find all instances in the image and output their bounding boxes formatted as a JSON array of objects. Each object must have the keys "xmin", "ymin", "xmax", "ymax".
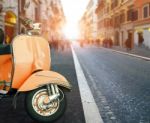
[{"xmin": 134, "ymin": 18, "xmax": 150, "ymax": 27}]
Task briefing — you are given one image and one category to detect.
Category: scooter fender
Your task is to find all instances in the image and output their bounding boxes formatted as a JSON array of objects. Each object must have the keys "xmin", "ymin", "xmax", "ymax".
[{"xmin": 18, "ymin": 70, "xmax": 71, "ymax": 92}]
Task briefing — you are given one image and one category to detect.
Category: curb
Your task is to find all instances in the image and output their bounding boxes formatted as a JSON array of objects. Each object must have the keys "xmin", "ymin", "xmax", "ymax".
[{"xmin": 101, "ymin": 47, "xmax": 150, "ymax": 61}]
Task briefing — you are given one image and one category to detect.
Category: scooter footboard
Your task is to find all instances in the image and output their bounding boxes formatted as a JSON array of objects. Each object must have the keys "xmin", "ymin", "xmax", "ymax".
[{"xmin": 17, "ymin": 70, "xmax": 71, "ymax": 92}]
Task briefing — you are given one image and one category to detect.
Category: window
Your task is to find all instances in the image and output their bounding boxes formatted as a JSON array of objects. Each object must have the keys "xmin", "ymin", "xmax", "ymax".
[
  {"xmin": 114, "ymin": 16, "xmax": 120, "ymax": 28},
  {"xmin": 120, "ymin": 12, "xmax": 125, "ymax": 23},
  {"xmin": 143, "ymin": 6, "xmax": 148, "ymax": 18},
  {"xmin": 24, "ymin": 1, "xmax": 30, "ymax": 9},
  {"xmin": 132, "ymin": 10, "xmax": 138, "ymax": 21},
  {"xmin": 127, "ymin": 9, "xmax": 133, "ymax": 21},
  {"xmin": 110, "ymin": 18, "xmax": 113, "ymax": 27},
  {"xmin": 35, "ymin": 7, "xmax": 39, "ymax": 21},
  {"xmin": 114, "ymin": 0, "xmax": 118, "ymax": 8},
  {"xmin": 143, "ymin": 4, "xmax": 149, "ymax": 18},
  {"xmin": 107, "ymin": 6, "xmax": 109, "ymax": 13},
  {"xmin": 149, "ymin": 3, "xmax": 150, "ymax": 16}
]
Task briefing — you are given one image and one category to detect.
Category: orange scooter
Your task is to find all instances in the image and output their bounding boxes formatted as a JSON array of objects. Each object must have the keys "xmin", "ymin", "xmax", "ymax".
[{"xmin": 0, "ymin": 35, "xmax": 71, "ymax": 123}]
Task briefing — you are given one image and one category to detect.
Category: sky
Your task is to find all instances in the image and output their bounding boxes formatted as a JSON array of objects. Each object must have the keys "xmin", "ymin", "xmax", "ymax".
[{"xmin": 61, "ymin": 0, "xmax": 90, "ymax": 39}]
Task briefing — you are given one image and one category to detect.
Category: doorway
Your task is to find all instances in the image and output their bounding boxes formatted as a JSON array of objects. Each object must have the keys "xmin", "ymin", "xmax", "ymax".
[
  {"xmin": 138, "ymin": 32, "xmax": 144, "ymax": 47},
  {"xmin": 127, "ymin": 30, "xmax": 133, "ymax": 49}
]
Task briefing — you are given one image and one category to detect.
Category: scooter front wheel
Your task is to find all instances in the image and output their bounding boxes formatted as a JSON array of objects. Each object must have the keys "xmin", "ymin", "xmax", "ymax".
[{"xmin": 25, "ymin": 87, "xmax": 66, "ymax": 123}]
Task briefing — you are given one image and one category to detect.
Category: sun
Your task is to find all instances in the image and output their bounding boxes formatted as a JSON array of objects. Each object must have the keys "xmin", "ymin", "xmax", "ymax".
[
  {"xmin": 61, "ymin": 0, "xmax": 90, "ymax": 40},
  {"xmin": 62, "ymin": 22, "xmax": 79, "ymax": 40}
]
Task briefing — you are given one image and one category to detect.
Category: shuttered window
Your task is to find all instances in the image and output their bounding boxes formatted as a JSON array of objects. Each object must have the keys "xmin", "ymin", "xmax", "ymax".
[
  {"xmin": 143, "ymin": 6, "xmax": 148, "ymax": 18},
  {"xmin": 143, "ymin": 4, "xmax": 149, "ymax": 18}
]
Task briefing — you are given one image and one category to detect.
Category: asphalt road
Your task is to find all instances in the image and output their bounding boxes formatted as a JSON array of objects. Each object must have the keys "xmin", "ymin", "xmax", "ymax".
[
  {"xmin": 73, "ymin": 43, "xmax": 150, "ymax": 123},
  {"xmin": 0, "ymin": 46, "xmax": 85, "ymax": 123}
]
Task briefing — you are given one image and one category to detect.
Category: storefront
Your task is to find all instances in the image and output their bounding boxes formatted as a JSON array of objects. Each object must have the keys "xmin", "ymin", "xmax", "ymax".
[{"xmin": 134, "ymin": 24, "xmax": 150, "ymax": 49}]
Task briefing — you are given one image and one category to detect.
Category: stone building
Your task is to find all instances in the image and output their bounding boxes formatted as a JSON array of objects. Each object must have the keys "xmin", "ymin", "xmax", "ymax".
[
  {"xmin": 18, "ymin": 0, "xmax": 41, "ymax": 34},
  {"xmin": 95, "ymin": 0, "xmax": 150, "ymax": 49},
  {"xmin": 79, "ymin": 0, "xmax": 97, "ymax": 41},
  {"xmin": 134, "ymin": 0, "xmax": 150, "ymax": 48},
  {"xmin": 0, "ymin": 0, "xmax": 65, "ymax": 43},
  {"xmin": 95, "ymin": 0, "xmax": 105, "ymax": 42},
  {"xmin": 18, "ymin": 0, "xmax": 65, "ymax": 41},
  {"xmin": 95, "ymin": 0, "xmax": 135, "ymax": 48}
]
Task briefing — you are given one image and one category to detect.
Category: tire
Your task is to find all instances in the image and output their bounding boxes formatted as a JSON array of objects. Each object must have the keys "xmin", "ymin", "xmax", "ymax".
[{"xmin": 25, "ymin": 87, "xmax": 66, "ymax": 123}]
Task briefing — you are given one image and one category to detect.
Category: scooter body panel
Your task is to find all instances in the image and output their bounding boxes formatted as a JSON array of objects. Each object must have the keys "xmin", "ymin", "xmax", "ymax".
[
  {"xmin": 18, "ymin": 70, "xmax": 71, "ymax": 92},
  {"xmin": 11, "ymin": 35, "xmax": 51, "ymax": 89}
]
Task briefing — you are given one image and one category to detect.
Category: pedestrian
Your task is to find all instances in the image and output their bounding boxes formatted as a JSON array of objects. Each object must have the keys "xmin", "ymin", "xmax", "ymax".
[
  {"xmin": 103, "ymin": 39, "xmax": 106, "ymax": 47},
  {"xmin": 138, "ymin": 34, "xmax": 144, "ymax": 47},
  {"xmin": 108, "ymin": 38, "xmax": 113, "ymax": 48},
  {"xmin": 125, "ymin": 38, "xmax": 131, "ymax": 51}
]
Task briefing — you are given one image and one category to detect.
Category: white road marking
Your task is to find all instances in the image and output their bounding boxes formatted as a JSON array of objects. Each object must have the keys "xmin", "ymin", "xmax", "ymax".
[
  {"xmin": 101, "ymin": 47, "xmax": 150, "ymax": 61},
  {"xmin": 71, "ymin": 46, "xmax": 104, "ymax": 123},
  {"xmin": 112, "ymin": 49, "xmax": 150, "ymax": 60}
]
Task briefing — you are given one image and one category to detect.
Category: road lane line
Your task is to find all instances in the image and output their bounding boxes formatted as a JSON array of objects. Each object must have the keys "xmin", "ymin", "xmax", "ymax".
[
  {"xmin": 111, "ymin": 49, "xmax": 150, "ymax": 60},
  {"xmin": 71, "ymin": 46, "xmax": 104, "ymax": 123},
  {"xmin": 101, "ymin": 47, "xmax": 150, "ymax": 61}
]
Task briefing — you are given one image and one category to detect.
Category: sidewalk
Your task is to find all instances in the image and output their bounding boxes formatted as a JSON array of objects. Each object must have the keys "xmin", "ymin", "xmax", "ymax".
[{"xmin": 111, "ymin": 45, "xmax": 150, "ymax": 58}]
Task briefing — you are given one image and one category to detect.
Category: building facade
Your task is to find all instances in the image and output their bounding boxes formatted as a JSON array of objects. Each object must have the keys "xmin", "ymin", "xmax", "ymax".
[
  {"xmin": 18, "ymin": 0, "xmax": 41, "ymax": 34},
  {"xmin": 79, "ymin": 0, "xmax": 97, "ymax": 41},
  {"xmin": 0, "ymin": 0, "xmax": 65, "ymax": 43},
  {"xmin": 95, "ymin": 0, "xmax": 150, "ymax": 49},
  {"xmin": 134, "ymin": 0, "xmax": 150, "ymax": 48},
  {"xmin": 95, "ymin": 0, "xmax": 105, "ymax": 43},
  {"xmin": 96, "ymin": 0, "xmax": 135, "ymax": 47},
  {"xmin": 12, "ymin": 0, "xmax": 65, "ymax": 40}
]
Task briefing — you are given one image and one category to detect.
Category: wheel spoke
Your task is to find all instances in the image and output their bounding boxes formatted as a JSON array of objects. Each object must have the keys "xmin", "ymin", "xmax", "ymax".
[
  {"xmin": 25, "ymin": 87, "xmax": 66, "ymax": 123},
  {"xmin": 32, "ymin": 88, "xmax": 60, "ymax": 116}
]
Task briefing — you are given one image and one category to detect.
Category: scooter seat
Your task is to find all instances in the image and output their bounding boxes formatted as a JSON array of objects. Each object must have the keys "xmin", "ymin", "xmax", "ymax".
[{"xmin": 0, "ymin": 45, "xmax": 11, "ymax": 55}]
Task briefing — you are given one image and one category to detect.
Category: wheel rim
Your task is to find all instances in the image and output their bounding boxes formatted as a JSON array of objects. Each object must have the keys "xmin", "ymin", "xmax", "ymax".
[{"xmin": 32, "ymin": 88, "xmax": 60, "ymax": 116}]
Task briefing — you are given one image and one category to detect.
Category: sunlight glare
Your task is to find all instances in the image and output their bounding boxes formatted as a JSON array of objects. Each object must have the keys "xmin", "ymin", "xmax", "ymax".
[
  {"xmin": 63, "ymin": 23, "xmax": 79, "ymax": 40},
  {"xmin": 61, "ymin": 0, "xmax": 90, "ymax": 39}
]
